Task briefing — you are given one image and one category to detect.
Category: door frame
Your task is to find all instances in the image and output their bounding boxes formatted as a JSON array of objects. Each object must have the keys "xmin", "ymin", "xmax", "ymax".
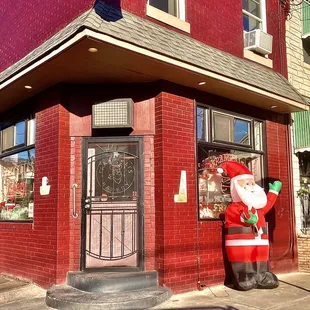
[{"xmin": 80, "ymin": 136, "xmax": 144, "ymax": 271}]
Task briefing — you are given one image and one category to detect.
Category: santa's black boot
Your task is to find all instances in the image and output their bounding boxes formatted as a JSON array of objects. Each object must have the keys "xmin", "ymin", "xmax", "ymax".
[
  {"xmin": 231, "ymin": 262, "xmax": 257, "ymax": 291},
  {"xmin": 256, "ymin": 261, "xmax": 279, "ymax": 289},
  {"xmin": 235, "ymin": 272, "xmax": 257, "ymax": 291}
]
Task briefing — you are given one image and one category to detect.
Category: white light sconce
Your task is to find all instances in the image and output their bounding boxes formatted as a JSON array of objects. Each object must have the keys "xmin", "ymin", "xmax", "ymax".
[{"xmin": 40, "ymin": 177, "xmax": 51, "ymax": 196}]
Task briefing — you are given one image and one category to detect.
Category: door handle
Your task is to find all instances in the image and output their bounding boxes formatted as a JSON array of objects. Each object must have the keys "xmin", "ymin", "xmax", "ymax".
[{"xmin": 71, "ymin": 184, "xmax": 78, "ymax": 218}]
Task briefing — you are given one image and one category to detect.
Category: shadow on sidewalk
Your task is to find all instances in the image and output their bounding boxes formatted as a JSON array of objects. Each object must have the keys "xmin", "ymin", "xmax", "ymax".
[
  {"xmin": 279, "ymin": 280, "xmax": 310, "ymax": 293},
  {"xmin": 158, "ymin": 307, "xmax": 239, "ymax": 310}
]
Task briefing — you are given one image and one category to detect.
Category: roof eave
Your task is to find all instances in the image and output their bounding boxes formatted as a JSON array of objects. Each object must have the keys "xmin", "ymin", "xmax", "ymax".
[{"xmin": 0, "ymin": 15, "xmax": 308, "ymax": 113}]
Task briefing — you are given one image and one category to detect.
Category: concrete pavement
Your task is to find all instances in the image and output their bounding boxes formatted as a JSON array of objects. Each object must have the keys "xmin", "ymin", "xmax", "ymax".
[
  {"xmin": 0, "ymin": 275, "xmax": 49, "ymax": 309},
  {"xmin": 154, "ymin": 273, "xmax": 310, "ymax": 310},
  {"xmin": 1, "ymin": 272, "xmax": 310, "ymax": 309}
]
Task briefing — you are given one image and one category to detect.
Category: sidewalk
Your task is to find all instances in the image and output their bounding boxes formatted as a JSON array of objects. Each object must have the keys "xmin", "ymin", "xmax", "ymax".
[
  {"xmin": 0, "ymin": 275, "xmax": 48, "ymax": 309},
  {"xmin": 1, "ymin": 272, "xmax": 310, "ymax": 309},
  {"xmin": 154, "ymin": 273, "xmax": 310, "ymax": 310}
]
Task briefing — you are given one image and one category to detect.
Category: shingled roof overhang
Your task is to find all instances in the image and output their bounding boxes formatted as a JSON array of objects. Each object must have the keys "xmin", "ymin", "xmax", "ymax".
[{"xmin": 0, "ymin": 2, "xmax": 308, "ymax": 113}]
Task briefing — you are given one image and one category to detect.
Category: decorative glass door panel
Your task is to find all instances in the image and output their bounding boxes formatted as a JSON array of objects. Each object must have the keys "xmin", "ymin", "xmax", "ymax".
[{"xmin": 84, "ymin": 140, "xmax": 140, "ymax": 269}]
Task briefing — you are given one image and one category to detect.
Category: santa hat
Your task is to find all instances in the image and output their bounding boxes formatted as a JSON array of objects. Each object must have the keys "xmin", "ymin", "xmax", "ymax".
[
  {"xmin": 218, "ymin": 161, "xmax": 253, "ymax": 182},
  {"xmin": 218, "ymin": 161, "xmax": 254, "ymax": 203}
]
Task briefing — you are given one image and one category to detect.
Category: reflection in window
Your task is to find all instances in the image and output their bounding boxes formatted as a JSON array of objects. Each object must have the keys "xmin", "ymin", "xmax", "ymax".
[
  {"xmin": 88, "ymin": 142, "xmax": 138, "ymax": 201},
  {"xmin": 149, "ymin": 0, "xmax": 178, "ymax": 17},
  {"xmin": 242, "ymin": 0, "xmax": 263, "ymax": 32},
  {"xmin": 27, "ymin": 119, "xmax": 36, "ymax": 146},
  {"xmin": 213, "ymin": 112, "xmax": 250, "ymax": 145},
  {"xmin": 234, "ymin": 119, "xmax": 250, "ymax": 144},
  {"xmin": 15, "ymin": 121, "xmax": 26, "ymax": 145},
  {"xmin": 1, "ymin": 121, "xmax": 27, "ymax": 151},
  {"xmin": 214, "ymin": 113, "xmax": 233, "ymax": 142},
  {"xmin": 0, "ymin": 149, "xmax": 35, "ymax": 221},
  {"xmin": 197, "ymin": 107, "xmax": 205, "ymax": 140},
  {"xmin": 254, "ymin": 121, "xmax": 263, "ymax": 151},
  {"xmin": 2, "ymin": 127, "xmax": 14, "ymax": 151}
]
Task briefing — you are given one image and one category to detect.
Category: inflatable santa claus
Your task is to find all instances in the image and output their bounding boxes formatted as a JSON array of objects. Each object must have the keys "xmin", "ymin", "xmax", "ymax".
[{"xmin": 219, "ymin": 161, "xmax": 282, "ymax": 291}]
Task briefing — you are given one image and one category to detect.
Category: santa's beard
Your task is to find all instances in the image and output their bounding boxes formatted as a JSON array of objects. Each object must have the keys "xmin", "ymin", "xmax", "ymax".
[{"xmin": 232, "ymin": 180, "xmax": 267, "ymax": 209}]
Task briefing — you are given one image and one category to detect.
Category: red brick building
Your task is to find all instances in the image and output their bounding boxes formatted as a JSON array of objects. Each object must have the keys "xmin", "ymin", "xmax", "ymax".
[{"xmin": 0, "ymin": 0, "xmax": 308, "ymax": 295}]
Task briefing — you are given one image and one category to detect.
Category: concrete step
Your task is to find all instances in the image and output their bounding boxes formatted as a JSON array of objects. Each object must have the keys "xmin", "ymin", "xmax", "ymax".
[
  {"xmin": 46, "ymin": 284, "xmax": 172, "ymax": 310},
  {"xmin": 67, "ymin": 271, "xmax": 158, "ymax": 293}
]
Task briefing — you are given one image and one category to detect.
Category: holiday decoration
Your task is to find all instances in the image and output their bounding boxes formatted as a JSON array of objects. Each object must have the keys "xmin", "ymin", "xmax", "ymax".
[
  {"xmin": 198, "ymin": 154, "xmax": 235, "ymax": 219},
  {"xmin": 219, "ymin": 161, "xmax": 282, "ymax": 291}
]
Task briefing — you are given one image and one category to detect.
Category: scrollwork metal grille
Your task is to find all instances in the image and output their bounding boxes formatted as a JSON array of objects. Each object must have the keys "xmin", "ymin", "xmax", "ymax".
[{"xmin": 86, "ymin": 151, "xmax": 139, "ymax": 261}]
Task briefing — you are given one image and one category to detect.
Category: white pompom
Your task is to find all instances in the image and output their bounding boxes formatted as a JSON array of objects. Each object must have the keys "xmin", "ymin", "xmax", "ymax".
[{"xmin": 217, "ymin": 168, "xmax": 224, "ymax": 174}]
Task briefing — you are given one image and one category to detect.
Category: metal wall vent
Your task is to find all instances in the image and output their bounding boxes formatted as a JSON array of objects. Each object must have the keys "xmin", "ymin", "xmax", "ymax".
[{"xmin": 92, "ymin": 98, "xmax": 134, "ymax": 129}]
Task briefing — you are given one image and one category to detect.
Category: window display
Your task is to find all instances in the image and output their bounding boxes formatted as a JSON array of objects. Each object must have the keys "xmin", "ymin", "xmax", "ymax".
[
  {"xmin": 0, "ymin": 118, "xmax": 35, "ymax": 221},
  {"xmin": 197, "ymin": 106, "xmax": 264, "ymax": 220},
  {"xmin": 0, "ymin": 150, "xmax": 35, "ymax": 221}
]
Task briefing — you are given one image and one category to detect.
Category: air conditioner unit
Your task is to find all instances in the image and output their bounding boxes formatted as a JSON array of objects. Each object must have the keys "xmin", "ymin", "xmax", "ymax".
[{"xmin": 244, "ymin": 29, "xmax": 273, "ymax": 56}]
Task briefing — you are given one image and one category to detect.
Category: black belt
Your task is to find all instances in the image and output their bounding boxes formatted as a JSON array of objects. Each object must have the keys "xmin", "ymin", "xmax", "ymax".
[{"xmin": 225, "ymin": 227, "xmax": 268, "ymax": 235}]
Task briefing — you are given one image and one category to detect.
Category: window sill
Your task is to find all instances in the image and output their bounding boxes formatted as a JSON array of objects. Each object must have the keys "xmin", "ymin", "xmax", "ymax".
[
  {"xmin": 0, "ymin": 221, "xmax": 33, "ymax": 230},
  {"xmin": 244, "ymin": 49, "xmax": 273, "ymax": 68},
  {"xmin": 146, "ymin": 5, "xmax": 190, "ymax": 33}
]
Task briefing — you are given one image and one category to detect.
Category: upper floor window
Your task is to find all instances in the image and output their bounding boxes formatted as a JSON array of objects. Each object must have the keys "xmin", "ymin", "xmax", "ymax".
[
  {"xmin": 146, "ymin": 0, "xmax": 190, "ymax": 33},
  {"xmin": 242, "ymin": 0, "xmax": 266, "ymax": 32},
  {"xmin": 149, "ymin": 0, "xmax": 185, "ymax": 20}
]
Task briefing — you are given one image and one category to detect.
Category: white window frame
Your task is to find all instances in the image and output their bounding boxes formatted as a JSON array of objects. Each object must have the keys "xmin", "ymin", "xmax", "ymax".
[
  {"xmin": 242, "ymin": 0, "xmax": 267, "ymax": 32},
  {"xmin": 146, "ymin": 0, "xmax": 190, "ymax": 33}
]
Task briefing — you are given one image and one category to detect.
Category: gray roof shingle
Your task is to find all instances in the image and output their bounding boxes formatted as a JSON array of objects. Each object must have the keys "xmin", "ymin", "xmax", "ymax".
[{"xmin": 0, "ymin": 1, "xmax": 306, "ymax": 105}]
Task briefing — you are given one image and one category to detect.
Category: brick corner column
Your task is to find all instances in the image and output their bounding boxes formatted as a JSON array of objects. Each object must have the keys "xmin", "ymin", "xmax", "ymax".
[{"xmin": 154, "ymin": 91, "xmax": 198, "ymax": 293}]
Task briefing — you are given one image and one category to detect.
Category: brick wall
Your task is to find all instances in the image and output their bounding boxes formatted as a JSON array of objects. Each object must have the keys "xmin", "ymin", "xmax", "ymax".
[
  {"xmin": 0, "ymin": 0, "xmax": 94, "ymax": 72},
  {"xmin": 69, "ymin": 137, "xmax": 82, "ymax": 271},
  {"xmin": 297, "ymin": 235, "xmax": 310, "ymax": 272},
  {"xmin": 0, "ymin": 86, "xmax": 72, "ymax": 288},
  {"xmin": 0, "ymin": 82, "xmax": 298, "ymax": 290},
  {"xmin": 143, "ymin": 135, "xmax": 156, "ymax": 270},
  {"xmin": 1, "ymin": 0, "xmax": 288, "ymax": 76},
  {"xmin": 266, "ymin": 120, "xmax": 298, "ymax": 274},
  {"xmin": 154, "ymin": 92, "xmax": 198, "ymax": 292},
  {"xmin": 154, "ymin": 91, "xmax": 227, "ymax": 293}
]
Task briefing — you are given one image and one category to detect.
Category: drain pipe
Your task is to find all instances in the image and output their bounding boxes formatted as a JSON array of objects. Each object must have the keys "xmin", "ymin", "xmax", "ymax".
[
  {"xmin": 196, "ymin": 222, "xmax": 203, "ymax": 291},
  {"xmin": 194, "ymin": 100, "xmax": 204, "ymax": 291}
]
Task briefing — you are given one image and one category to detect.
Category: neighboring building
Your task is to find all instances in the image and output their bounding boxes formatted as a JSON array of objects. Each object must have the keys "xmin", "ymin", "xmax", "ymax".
[
  {"xmin": 0, "ymin": 0, "xmax": 308, "ymax": 302},
  {"xmin": 286, "ymin": 1, "xmax": 310, "ymax": 272}
]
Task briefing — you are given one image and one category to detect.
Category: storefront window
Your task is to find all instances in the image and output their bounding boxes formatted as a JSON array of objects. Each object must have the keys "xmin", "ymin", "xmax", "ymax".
[
  {"xmin": 197, "ymin": 106, "xmax": 264, "ymax": 220},
  {"xmin": 0, "ymin": 118, "xmax": 35, "ymax": 221}
]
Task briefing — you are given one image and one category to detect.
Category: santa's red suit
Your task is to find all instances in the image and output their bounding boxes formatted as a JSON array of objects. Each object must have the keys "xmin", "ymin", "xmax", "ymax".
[
  {"xmin": 220, "ymin": 161, "xmax": 281, "ymax": 291},
  {"xmin": 225, "ymin": 191, "xmax": 278, "ymax": 263}
]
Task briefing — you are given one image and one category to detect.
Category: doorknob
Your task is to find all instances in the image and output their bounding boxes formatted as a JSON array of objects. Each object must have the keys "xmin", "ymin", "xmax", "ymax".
[{"xmin": 85, "ymin": 198, "xmax": 90, "ymax": 210}]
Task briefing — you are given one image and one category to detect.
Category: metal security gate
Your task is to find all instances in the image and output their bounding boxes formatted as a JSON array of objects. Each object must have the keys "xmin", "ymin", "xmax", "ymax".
[{"xmin": 81, "ymin": 138, "xmax": 143, "ymax": 270}]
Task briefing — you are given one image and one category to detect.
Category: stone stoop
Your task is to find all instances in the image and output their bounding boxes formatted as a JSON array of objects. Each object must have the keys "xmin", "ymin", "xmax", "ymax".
[{"xmin": 45, "ymin": 271, "xmax": 171, "ymax": 310}]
